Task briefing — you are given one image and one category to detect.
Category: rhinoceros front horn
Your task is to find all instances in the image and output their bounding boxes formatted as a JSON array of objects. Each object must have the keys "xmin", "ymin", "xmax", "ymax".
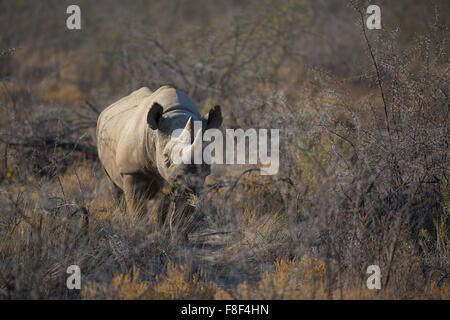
[
  {"xmin": 177, "ymin": 118, "xmax": 203, "ymax": 164},
  {"xmin": 178, "ymin": 117, "xmax": 194, "ymax": 144}
]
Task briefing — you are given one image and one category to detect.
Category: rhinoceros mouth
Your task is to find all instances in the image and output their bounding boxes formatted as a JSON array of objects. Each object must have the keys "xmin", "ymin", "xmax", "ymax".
[
  {"xmin": 163, "ymin": 184, "xmax": 201, "ymax": 208},
  {"xmin": 163, "ymin": 181, "xmax": 201, "ymax": 199}
]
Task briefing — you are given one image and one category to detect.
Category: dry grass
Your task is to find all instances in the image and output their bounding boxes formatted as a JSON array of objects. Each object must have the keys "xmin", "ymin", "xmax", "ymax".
[{"xmin": 0, "ymin": 0, "xmax": 449, "ymax": 299}]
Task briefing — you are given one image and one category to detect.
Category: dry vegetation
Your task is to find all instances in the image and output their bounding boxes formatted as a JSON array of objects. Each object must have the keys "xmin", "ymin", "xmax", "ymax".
[{"xmin": 0, "ymin": 0, "xmax": 449, "ymax": 299}]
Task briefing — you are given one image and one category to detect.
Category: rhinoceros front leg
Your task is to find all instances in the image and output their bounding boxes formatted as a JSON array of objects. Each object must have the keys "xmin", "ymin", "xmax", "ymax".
[{"xmin": 122, "ymin": 174, "xmax": 160, "ymax": 216}]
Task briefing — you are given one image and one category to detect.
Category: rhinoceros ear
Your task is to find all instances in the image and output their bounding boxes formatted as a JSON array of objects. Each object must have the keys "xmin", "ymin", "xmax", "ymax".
[
  {"xmin": 147, "ymin": 102, "xmax": 163, "ymax": 130},
  {"xmin": 205, "ymin": 105, "xmax": 222, "ymax": 129}
]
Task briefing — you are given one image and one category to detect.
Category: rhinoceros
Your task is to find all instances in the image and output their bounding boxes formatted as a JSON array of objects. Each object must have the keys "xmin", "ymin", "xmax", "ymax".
[{"xmin": 96, "ymin": 85, "xmax": 222, "ymax": 213}]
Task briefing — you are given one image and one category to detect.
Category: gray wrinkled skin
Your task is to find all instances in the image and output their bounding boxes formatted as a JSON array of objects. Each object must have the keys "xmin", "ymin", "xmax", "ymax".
[{"xmin": 96, "ymin": 85, "xmax": 222, "ymax": 211}]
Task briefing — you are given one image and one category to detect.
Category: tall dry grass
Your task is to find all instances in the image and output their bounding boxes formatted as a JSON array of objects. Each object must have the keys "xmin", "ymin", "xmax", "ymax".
[{"xmin": 0, "ymin": 0, "xmax": 448, "ymax": 299}]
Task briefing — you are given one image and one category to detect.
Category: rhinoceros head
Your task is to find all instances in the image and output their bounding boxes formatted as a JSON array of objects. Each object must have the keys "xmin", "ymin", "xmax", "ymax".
[{"xmin": 147, "ymin": 102, "xmax": 222, "ymax": 195}]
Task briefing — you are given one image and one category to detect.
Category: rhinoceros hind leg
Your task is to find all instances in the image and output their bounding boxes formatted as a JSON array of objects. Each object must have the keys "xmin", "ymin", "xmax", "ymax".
[{"xmin": 103, "ymin": 168, "xmax": 124, "ymax": 206}]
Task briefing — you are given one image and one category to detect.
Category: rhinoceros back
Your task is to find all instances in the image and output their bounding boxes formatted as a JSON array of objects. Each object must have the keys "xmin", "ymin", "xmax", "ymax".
[{"xmin": 97, "ymin": 87, "xmax": 154, "ymax": 188}]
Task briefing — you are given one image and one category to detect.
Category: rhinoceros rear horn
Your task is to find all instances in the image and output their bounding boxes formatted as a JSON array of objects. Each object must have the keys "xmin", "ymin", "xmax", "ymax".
[
  {"xmin": 147, "ymin": 102, "xmax": 163, "ymax": 130},
  {"xmin": 206, "ymin": 105, "xmax": 222, "ymax": 129}
]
